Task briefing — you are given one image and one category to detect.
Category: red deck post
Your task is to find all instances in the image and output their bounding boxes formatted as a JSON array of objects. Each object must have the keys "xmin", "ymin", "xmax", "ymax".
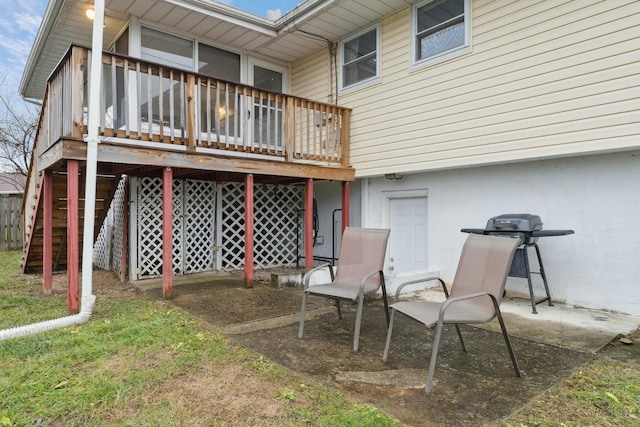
[
  {"xmin": 43, "ymin": 171, "xmax": 53, "ymax": 296},
  {"xmin": 341, "ymin": 181, "xmax": 350, "ymax": 233},
  {"xmin": 67, "ymin": 161, "xmax": 79, "ymax": 314},
  {"xmin": 244, "ymin": 174, "xmax": 254, "ymax": 288},
  {"xmin": 162, "ymin": 167, "xmax": 173, "ymax": 299},
  {"xmin": 305, "ymin": 179, "xmax": 314, "ymax": 269}
]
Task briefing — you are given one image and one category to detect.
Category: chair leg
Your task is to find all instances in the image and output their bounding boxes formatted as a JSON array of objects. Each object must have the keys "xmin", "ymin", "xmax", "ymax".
[
  {"xmin": 353, "ymin": 294, "xmax": 365, "ymax": 352},
  {"xmin": 454, "ymin": 324, "xmax": 466, "ymax": 352},
  {"xmin": 335, "ymin": 298, "xmax": 342, "ymax": 319},
  {"xmin": 495, "ymin": 308, "xmax": 521, "ymax": 378},
  {"xmin": 426, "ymin": 322, "xmax": 444, "ymax": 395},
  {"xmin": 380, "ymin": 275, "xmax": 390, "ymax": 326},
  {"xmin": 298, "ymin": 291, "xmax": 309, "ymax": 339},
  {"xmin": 382, "ymin": 308, "xmax": 397, "ymax": 362}
]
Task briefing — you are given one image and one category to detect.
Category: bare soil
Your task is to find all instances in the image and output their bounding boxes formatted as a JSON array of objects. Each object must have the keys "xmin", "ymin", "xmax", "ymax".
[{"xmin": 49, "ymin": 269, "xmax": 638, "ymax": 426}]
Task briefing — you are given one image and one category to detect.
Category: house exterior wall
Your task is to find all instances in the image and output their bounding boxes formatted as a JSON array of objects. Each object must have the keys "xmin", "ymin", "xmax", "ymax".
[
  {"xmin": 292, "ymin": 0, "xmax": 640, "ymax": 316},
  {"xmin": 291, "ymin": 47, "xmax": 332, "ymax": 102},
  {"xmin": 361, "ymin": 150, "xmax": 640, "ymax": 316},
  {"xmin": 292, "ymin": 0, "xmax": 640, "ymax": 177}
]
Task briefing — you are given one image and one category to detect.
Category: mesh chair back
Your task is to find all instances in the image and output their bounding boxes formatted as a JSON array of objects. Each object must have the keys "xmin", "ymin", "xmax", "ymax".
[
  {"xmin": 450, "ymin": 234, "xmax": 520, "ymax": 318},
  {"xmin": 334, "ymin": 227, "xmax": 390, "ymax": 294}
]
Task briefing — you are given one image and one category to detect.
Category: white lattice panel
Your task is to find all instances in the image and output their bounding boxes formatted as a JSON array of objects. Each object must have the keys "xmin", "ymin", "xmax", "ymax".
[
  {"xmin": 221, "ymin": 183, "xmax": 245, "ymax": 270},
  {"xmin": 221, "ymin": 183, "xmax": 302, "ymax": 270},
  {"xmin": 171, "ymin": 180, "xmax": 185, "ymax": 274},
  {"xmin": 183, "ymin": 179, "xmax": 216, "ymax": 273},
  {"xmin": 93, "ymin": 177, "xmax": 127, "ymax": 272},
  {"xmin": 93, "ymin": 214, "xmax": 110, "ymax": 269},
  {"xmin": 133, "ymin": 177, "xmax": 300, "ymax": 277},
  {"xmin": 110, "ymin": 176, "xmax": 127, "ymax": 277},
  {"xmin": 137, "ymin": 177, "xmax": 164, "ymax": 277},
  {"xmin": 254, "ymin": 185, "xmax": 302, "ymax": 268},
  {"xmin": 135, "ymin": 177, "xmax": 216, "ymax": 278}
]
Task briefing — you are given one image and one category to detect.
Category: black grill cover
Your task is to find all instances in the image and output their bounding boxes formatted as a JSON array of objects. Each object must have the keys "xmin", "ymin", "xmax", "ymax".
[{"xmin": 485, "ymin": 214, "xmax": 542, "ymax": 232}]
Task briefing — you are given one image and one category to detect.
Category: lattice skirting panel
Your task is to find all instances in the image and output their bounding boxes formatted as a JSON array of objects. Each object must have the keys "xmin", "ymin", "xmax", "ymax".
[
  {"xmin": 93, "ymin": 176, "xmax": 127, "ymax": 278},
  {"xmin": 130, "ymin": 178, "xmax": 303, "ymax": 280},
  {"xmin": 221, "ymin": 182, "xmax": 303, "ymax": 270}
]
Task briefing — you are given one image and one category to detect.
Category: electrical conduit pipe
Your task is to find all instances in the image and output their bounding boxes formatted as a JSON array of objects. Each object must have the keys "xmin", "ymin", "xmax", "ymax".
[{"xmin": 0, "ymin": 0, "xmax": 105, "ymax": 341}]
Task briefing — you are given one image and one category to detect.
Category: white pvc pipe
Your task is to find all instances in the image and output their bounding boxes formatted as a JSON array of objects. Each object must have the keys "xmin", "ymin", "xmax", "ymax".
[
  {"xmin": 81, "ymin": 0, "xmax": 105, "ymax": 310},
  {"xmin": 0, "ymin": 0, "xmax": 104, "ymax": 341},
  {"xmin": 0, "ymin": 296, "xmax": 96, "ymax": 340}
]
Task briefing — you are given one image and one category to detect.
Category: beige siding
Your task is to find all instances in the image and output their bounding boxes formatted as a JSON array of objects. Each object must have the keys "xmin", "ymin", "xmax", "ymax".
[
  {"xmin": 292, "ymin": 0, "xmax": 640, "ymax": 177},
  {"xmin": 291, "ymin": 48, "xmax": 332, "ymax": 102}
]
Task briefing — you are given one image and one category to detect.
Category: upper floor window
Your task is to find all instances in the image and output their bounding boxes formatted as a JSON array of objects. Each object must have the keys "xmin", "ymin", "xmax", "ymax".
[
  {"xmin": 141, "ymin": 27, "xmax": 193, "ymax": 71},
  {"xmin": 412, "ymin": 0, "xmax": 471, "ymax": 67},
  {"xmin": 198, "ymin": 44, "xmax": 241, "ymax": 83},
  {"xmin": 341, "ymin": 25, "xmax": 380, "ymax": 90}
]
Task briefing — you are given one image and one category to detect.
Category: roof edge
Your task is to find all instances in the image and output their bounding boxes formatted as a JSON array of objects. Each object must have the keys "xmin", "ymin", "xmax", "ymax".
[{"xmin": 19, "ymin": 0, "xmax": 64, "ymax": 98}]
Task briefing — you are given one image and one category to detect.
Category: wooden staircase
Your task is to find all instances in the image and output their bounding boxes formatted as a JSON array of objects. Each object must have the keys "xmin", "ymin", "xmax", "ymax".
[{"xmin": 22, "ymin": 170, "xmax": 120, "ymax": 274}]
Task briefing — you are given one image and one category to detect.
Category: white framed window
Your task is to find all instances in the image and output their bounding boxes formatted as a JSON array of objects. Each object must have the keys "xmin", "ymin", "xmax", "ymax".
[
  {"xmin": 340, "ymin": 24, "xmax": 380, "ymax": 91},
  {"xmin": 411, "ymin": 0, "xmax": 471, "ymax": 68}
]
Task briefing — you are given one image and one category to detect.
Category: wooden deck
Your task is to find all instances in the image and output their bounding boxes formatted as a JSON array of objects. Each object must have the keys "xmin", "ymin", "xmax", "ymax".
[{"xmin": 22, "ymin": 45, "xmax": 354, "ymax": 277}]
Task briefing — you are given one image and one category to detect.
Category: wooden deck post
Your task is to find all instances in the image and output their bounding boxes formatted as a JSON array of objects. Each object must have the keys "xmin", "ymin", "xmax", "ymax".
[
  {"xmin": 67, "ymin": 160, "xmax": 79, "ymax": 314},
  {"xmin": 341, "ymin": 181, "xmax": 350, "ymax": 233},
  {"xmin": 162, "ymin": 167, "xmax": 173, "ymax": 299},
  {"xmin": 43, "ymin": 171, "xmax": 53, "ymax": 297},
  {"xmin": 244, "ymin": 174, "xmax": 254, "ymax": 288},
  {"xmin": 305, "ymin": 179, "xmax": 314, "ymax": 269}
]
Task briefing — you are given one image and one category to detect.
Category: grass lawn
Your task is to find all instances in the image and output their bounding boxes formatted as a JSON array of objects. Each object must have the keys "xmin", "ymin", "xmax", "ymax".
[{"xmin": 0, "ymin": 251, "xmax": 401, "ymax": 426}]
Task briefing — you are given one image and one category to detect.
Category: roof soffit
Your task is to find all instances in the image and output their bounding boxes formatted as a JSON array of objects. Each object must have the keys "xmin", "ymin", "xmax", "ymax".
[{"xmin": 21, "ymin": 0, "xmax": 411, "ymax": 100}]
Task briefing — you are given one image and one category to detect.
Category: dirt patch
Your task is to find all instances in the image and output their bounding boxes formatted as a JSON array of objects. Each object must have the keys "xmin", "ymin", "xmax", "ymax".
[
  {"xmin": 144, "ymin": 272, "xmax": 329, "ymax": 327},
  {"xmin": 229, "ymin": 305, "xmax": 596, "ymax": 426},
  {"xmin": 599, "ymin": 328, "xmax": 640, "ymax": 367}
]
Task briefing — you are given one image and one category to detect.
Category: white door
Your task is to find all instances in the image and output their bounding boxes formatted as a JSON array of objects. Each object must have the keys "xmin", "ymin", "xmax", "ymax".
[{"xmin": 389, "ymin": 197, "xmax": 428, "ymax": 274}]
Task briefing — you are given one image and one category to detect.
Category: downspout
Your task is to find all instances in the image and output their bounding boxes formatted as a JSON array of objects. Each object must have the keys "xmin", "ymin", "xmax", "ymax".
[{"xmin": 0, "ymin": 0, "xmax": 105, "ymax": 341}]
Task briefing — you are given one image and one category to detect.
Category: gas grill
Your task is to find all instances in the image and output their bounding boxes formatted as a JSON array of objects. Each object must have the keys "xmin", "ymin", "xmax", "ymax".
[{"xmin": 461, "ymin": 214, "xmax": 574, "ymax": 313}]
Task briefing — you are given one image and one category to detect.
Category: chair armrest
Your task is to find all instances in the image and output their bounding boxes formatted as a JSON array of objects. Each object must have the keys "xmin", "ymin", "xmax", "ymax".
[
  {"xmin": 358, "ymin": 269, "xmax": 384, "ymax": 295},
  {"xmin": 438, "ymin": 291, "xmax": 499, "ymax": 322},
  {"xmin": 394, "ymin": 277, "xmax": 446, "ymax": 300},
  {"xmin": 302, "ymin": 263, "xmax": 332, "ymax": 289}
]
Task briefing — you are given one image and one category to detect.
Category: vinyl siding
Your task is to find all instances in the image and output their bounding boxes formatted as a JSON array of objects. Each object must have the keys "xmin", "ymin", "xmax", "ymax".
[
  {"xmin": 291, "ymin": 0, "xmax": 640, "ymax": 177},
  {"xmin": 291, "ymin": 47, "xmax": 331, "ymax": 102}
]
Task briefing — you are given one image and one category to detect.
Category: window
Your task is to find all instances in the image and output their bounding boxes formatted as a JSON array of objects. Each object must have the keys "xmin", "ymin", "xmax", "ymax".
[
  {"xmin": 341, "ymin": 25, "xmax": 379, "ymax": 90},
  {"xmin": 253, "ymin": 66, "xmax": 283, "ymax": 93},
  {"xmin": 198, "ymin": 44, "xmax": 241, "ymax": 83},
  {"xmin": 114, "ymin": 29, "xmax": 129, "ymax": 55},
  {"xmin": 141, "ymin": 27, "xmax": 193, "ymax": 70},
  {"xmin": 412, "ymin": 0, "xmax": 470, "ymax": 66}
]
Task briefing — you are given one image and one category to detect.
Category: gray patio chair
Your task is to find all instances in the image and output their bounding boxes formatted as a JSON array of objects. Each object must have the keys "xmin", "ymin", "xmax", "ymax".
[
  {"xmin": 298, "ymin": 227, "xmax": 390, "ymax": 352},
  {"xmin": 382, "ymin": 233, "xmax": 522, "ymax": 394}
]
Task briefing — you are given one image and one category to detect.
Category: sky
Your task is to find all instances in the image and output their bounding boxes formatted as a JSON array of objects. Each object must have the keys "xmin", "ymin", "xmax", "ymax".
[{"xmin": 0, "ymin": 0, "xmax": 302, "ymax": 101}]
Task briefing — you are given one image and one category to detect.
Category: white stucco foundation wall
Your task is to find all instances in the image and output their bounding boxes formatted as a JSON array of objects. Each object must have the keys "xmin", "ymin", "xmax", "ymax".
[{"xmin": 360, "ymin": 151, "xmax": 640, "ymax": 316}]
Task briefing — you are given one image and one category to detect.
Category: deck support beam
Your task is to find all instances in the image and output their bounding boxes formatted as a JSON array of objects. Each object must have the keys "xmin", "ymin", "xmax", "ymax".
[
  {"xmin": 244, "ymin": 174, "xmax": 254, "ymax": 288},
  {"xmin": 67, "ymin": 160, "xmax": 80, "ymax": 314},
  {"xmin": 43, "ymin": 171, "xmax": 53, "ymax": 296},
  {"xmin": 162, "ymin": 167, "xmax": 173, "ymax": 298},
  {"xmin": 341, "ymin": 181, "xmax": 350, "ymax": 233},
  {"xmin": 305, "ymin": 179, "xmax": 314, "ymax": 269}
]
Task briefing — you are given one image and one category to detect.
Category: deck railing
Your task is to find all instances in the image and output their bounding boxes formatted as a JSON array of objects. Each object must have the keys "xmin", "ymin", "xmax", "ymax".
[
  {"xmin": 35, "ymin": 45, "xmax": 350, "ymax": 165},
  {"xmin": 23, "ymin": 45, "xmax": 350, "ymax": 247}
]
